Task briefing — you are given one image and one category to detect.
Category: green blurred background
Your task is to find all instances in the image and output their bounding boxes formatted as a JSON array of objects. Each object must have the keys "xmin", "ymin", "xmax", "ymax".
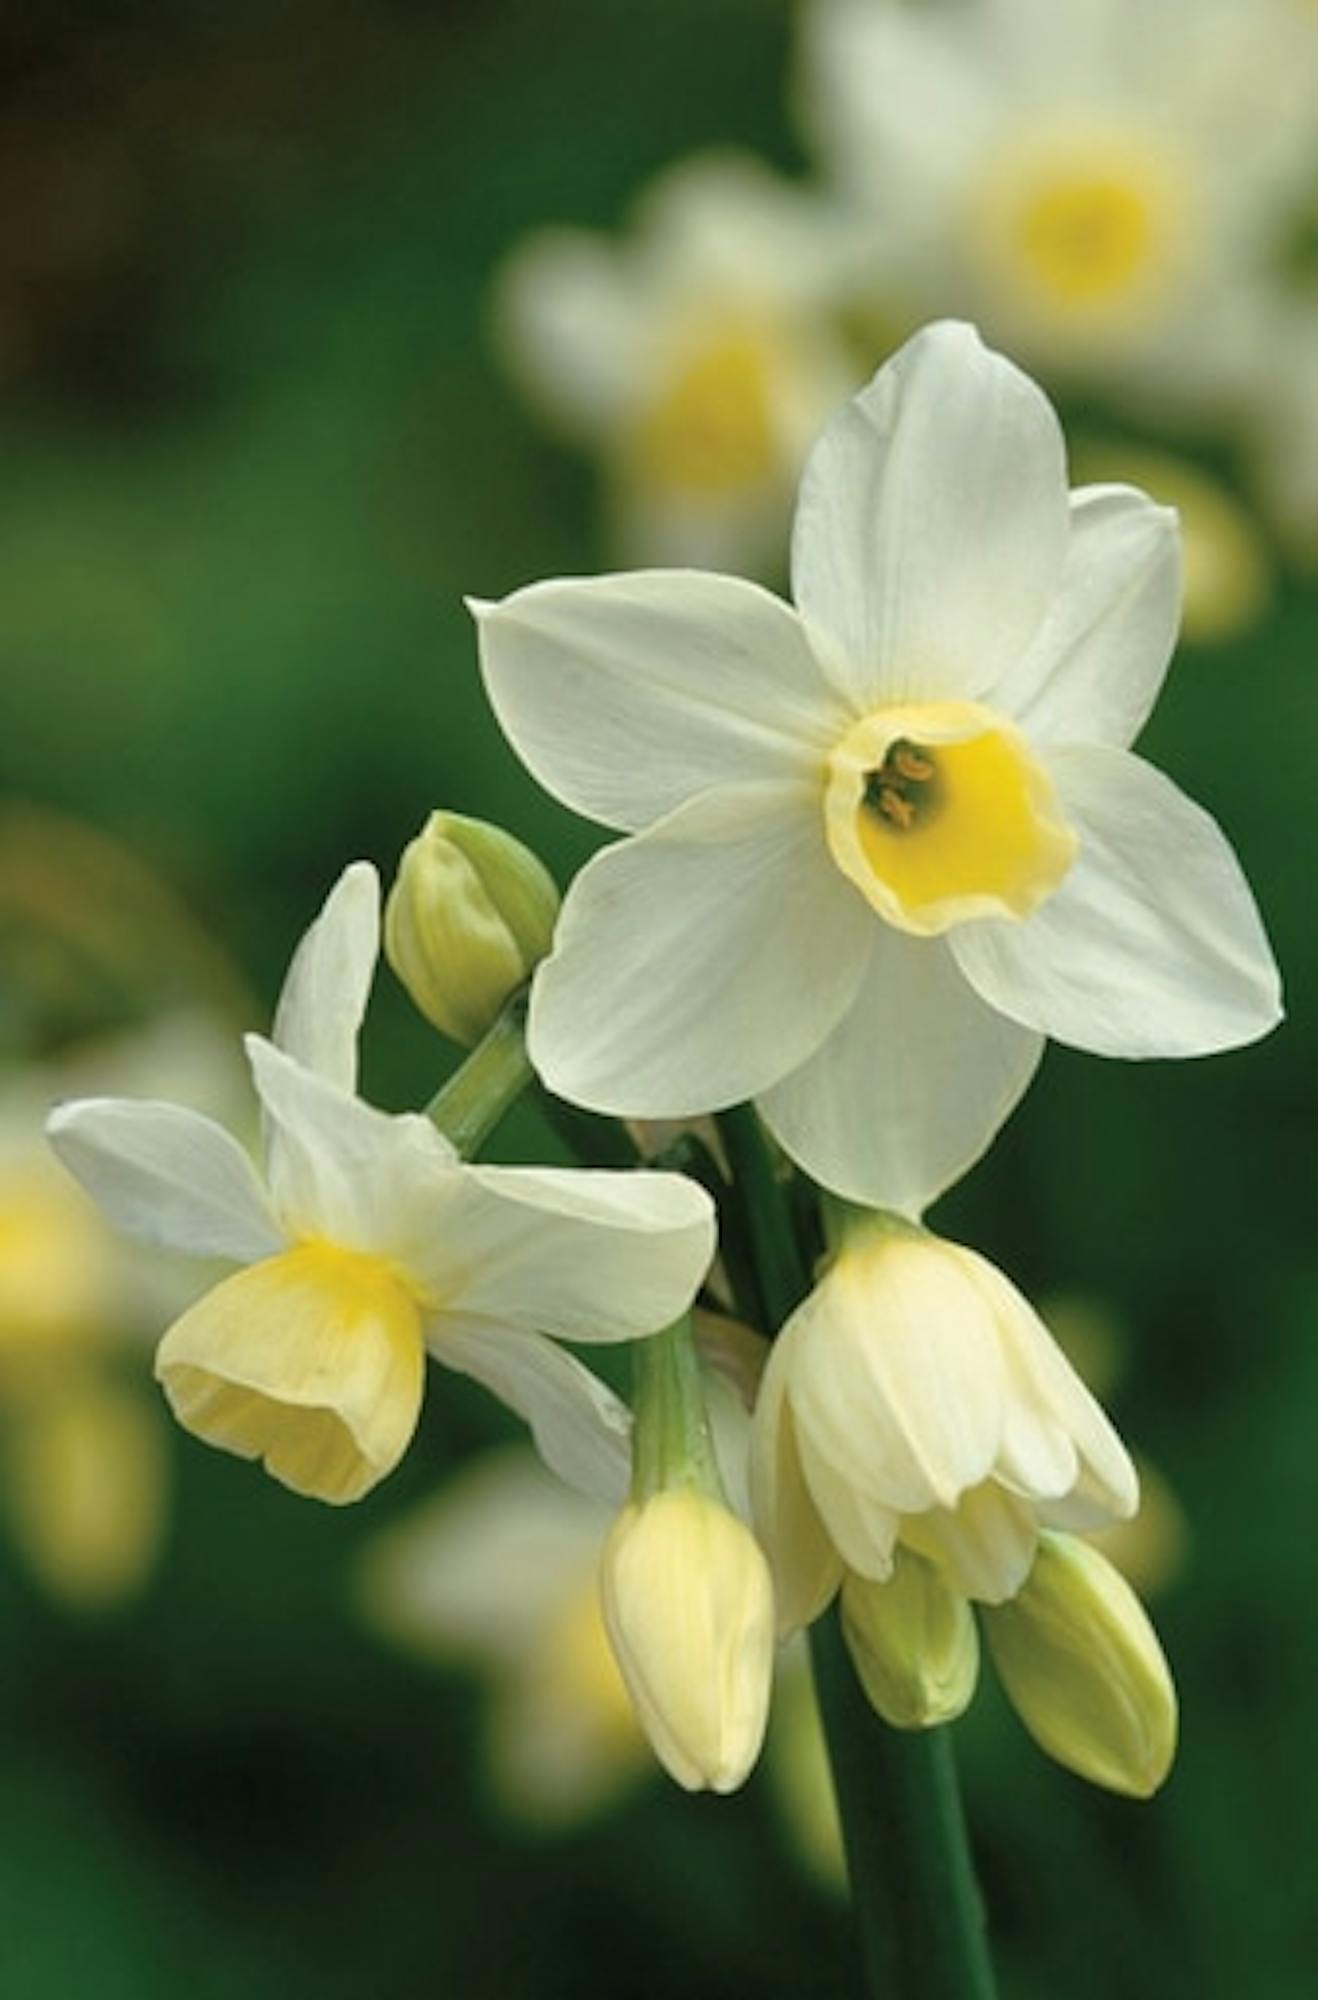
[{"xmin": 0, "ymin": 2, "xmax": 1314, "ymax": 1994}]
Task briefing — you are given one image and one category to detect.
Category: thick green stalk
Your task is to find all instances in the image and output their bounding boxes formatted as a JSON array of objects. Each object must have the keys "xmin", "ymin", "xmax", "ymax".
[
  {"xmin": 811, "ymin": 1609, "xmax": 996, "ymax": 1999},
  {"xmin": 721, "ymin": 1101, "xmax": 998, "ymax": 2000},
  {"xmin": 425, "ymin": 993, "xmax": 534, "ymax": 1157}
]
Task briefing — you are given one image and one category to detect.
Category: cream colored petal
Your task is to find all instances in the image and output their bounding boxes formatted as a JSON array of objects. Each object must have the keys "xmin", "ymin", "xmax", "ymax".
[
  {"xmin": 783, "ymin": 1234, "xmax": 1007, "ymax": 1515},
  {"xmin": 529, "ymin": 782, "xmax": 873, "ymax": 1116},
  {"xmin": 156, "ymin": 1246, "xmax": 426, "ymax": 1505},
  {"xmin": 757, "ymin": 929, "xmax": 1043, "ymax": 1213},
  {"xmin": 902, "ymin": 1483, "xmax": 1039, "ymax": 1606},
  {"xmin": 950, "ymin": 745, "xmax": 1282, "ymax": 1058},
  {"xmin": 431, "ymin": 1319, "xmax": 633, "ymax": 1505},
  {"xmin": 748, "ymin": 1338, "xmax": 844, "ymax": 1636},
  {"xmin": 475, "ymin": 571, "xmax": 844, "ymax": 834},
  {"xmin": 949, "ymin": 1244, "xmax": 1138, "ymax": 1525},
  {"xmin": 427, "ymin": 1165, "xmax": 715, "ymax": 1345},
  {"xmin": 790, "ymin": 322, "xmax": 1069, "ymax": 710},
  {"xmin": 245, "ymin": 1036, "xmax": 459, "ymax": 1255},
  {"xmin": 46, "ymin": 1096, "xmax": 282, "ymax": 1263},
  {"xmin": 271, "ymin": 862, "xmax": 380, "ymax": 1091}
]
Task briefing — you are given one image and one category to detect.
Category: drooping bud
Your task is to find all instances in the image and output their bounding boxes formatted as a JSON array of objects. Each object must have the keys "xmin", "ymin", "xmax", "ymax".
[
  {"xmin": 601, "ymin": 1314, "xmax": 775, "ymax": 1793},
  {"xmin": 983, "ymin": 1531, "xmax": 1178, "ymax": 1797},
  {"xmin": 384, "ymin": 811, "xmax": 559, "ymax": 1046},
  {"xmin": 841, "ymin": 1547, "xmax": 979, "ymax": 1729},
  {"xmin": 600, "ymin": 1484, "xmax": 774, "ymax": 1794}
]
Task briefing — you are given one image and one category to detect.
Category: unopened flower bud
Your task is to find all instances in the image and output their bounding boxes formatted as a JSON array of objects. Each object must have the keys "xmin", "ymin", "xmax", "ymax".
[
  {"xmin": 841, "ymin": 1548, "xmax": 979, "ymax": 1729},
  {"xmin": 600, "ymin": 1486, "xmax": 774, "ymax": 1794},
  {"xmin": 984, "ymin": 1531, "xmax": 1178, "ymax": 1797},
  {"xmin": 385, "ymin": 811, "xmax": 559, "ymax": 1045}
]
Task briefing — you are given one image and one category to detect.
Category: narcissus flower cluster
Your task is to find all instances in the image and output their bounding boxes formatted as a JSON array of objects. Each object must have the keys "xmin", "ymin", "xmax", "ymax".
[{"xmin": 44, "ymin": 323, "xmax": 1280, "ymax": 1820}]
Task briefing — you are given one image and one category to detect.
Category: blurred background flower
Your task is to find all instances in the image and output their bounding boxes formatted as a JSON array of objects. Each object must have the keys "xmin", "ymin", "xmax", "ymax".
[{"xmin": 0, "ymin": 1, "xmax": 1314, "ymax": 1994}]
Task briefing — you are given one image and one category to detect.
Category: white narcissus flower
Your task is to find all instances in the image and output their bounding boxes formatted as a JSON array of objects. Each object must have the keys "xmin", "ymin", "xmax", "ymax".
[
  {"xmin": 476, "ymin": 322, "xmax": 1281, "ymax": 1211},
  {"xmin": 46, "ymin": 865, "xmax": 715, "ymax": 1507},
  {"xmin": 494, "ymin": 150, "xmax": 862, "ymax": 571},
  {"xmin": 797, "ymin": 0, "xmax": 1318, "ymax": 410},
  {"xmin": 749, "ymin": 1209, "xmax": 1137, "ymax": 1625}
]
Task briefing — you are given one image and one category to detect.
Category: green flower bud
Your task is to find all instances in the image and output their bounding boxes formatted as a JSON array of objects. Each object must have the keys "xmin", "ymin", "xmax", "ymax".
[
  {"xmin": 841, "ymin": 1549, "xmax": 979, "ymax": 1729},
  {"xmin": 384, "ymin": 812, "xmax": 559, "ymax": 1046},
  {"xmin": 984, "ymin": 1531, "xmax": 1178, "ymax": 1797}
]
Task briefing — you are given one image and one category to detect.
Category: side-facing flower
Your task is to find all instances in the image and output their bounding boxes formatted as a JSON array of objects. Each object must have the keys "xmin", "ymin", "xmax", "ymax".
[
  {"xmin": 749, "ymin": 1208, "xmax": 1136, "ymax": 1633},
  {"xmin": 476, "ymin": 322, "xmax": 1280, "ymax": 1211},
  {"xmin": 46, "ymin": 865, "xmax": 715, "ymax": 1506}
]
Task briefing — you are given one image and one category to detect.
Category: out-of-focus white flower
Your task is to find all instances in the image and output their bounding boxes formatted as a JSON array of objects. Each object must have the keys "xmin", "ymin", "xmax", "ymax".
[
  {"xmin": 494, "ymin": 151, "xmax": 862, "ymax": 570},
  {"xmin": 477, "ymin": 322, "xmax": 1281, "ymax": 1210},
  {"xmin": 358, "ymin": 1449, "xmax": 647, "ymax": 1825},
  {"xmin": 797, "ymin": 0, "xmax": 1318, "ymax": 409},
  {"xmin": 0, "ymin": 1013, "xmax": 246, "ymax": 1606},
  {"xmin": 47, "ymin": 864, "xmax": 715, "ymax": 1506},
  {"xmin": 750, "ymin": 1208, "xmax": 1136, "ymax": 1627},
  {"xmin": 983, "ymin": 1530, "xmax": 1178, "ymax": 1796}
]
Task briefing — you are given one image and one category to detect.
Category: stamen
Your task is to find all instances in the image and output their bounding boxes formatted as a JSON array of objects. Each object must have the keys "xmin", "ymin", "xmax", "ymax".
[{"xmin": 863, "ymin": 738, "xmax": 940, "ymax": 833}]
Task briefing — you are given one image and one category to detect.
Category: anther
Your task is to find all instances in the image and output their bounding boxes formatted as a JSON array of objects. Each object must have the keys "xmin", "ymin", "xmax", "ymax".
[{"xmin": 877, "ymin": 786, "xmax": 917, "ymax": 830}]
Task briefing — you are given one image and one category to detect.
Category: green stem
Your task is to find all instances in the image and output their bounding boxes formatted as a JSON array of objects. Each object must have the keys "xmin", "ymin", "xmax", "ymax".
[
  {"xmin": 720, "ymin": 1101, "xmax": 998, "ymax": 2000},
  {"xmin": 425, "ymin": 994, "xmax": 534, "ymax": 1158},
  {"xmin": 629, "ymin": 1315, "xmax": 722, "ymax": 1502},
  {"xmin": 715, "ymin": 1104, "xmax": 809, "ymax": 1325},
  {"xmin": 811, "ymin": 1609, "xmax": 997, "ymax": 2000}
]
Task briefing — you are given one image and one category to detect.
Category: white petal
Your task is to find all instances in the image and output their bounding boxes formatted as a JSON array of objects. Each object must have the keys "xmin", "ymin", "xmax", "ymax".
[
  {"xmin": 790, "ymin": 322, "xmax": 1069, "ymax": 710},
  {"xmin": 904, "ymin": 1485, "xmax": 1039, "ymax": 1606},
  {"xmin": 420, "ymin": 1164, "xmax": 716, "ymax": 1343},
  {"xmin": 782, "ymin": 1236, "xmax": 1007, "ymax": 1515},
  {"xmin": 989, "ymin": 486, "xmax": 1182, "ymax": 748},
  {"xmin": 272, "ymin": 863, "xmax": 380, "ymax": 1090},
  {"xmin": 492, "ymin": 228, "xmax": 646, "ymax": 432},
  {"xmin": 950, "ymin": 746, "xmax": 1283, "ymax": 1058},
  {"xmin": 529, "ymin": 782, "xmax": 873, "ymax": 1115},
  {"xmin": 758, "ymin": 929, "xmax": 1044, "ymax": 1214},
  {"xmin": 474, "ymin": 572, "xmax": 845, "ymax": 833},
  {"xmin": 46, "ymin": 1097, "xmax": 281, "ymax": 1263},
  {"xmin": 432, "ymin": 1318, "xmax": 633, "ymax": 1505},
  {"xmin": 748, "ymin": 1340, "xmax": 843, "ymax": 1635},
  {"xmin": 947, "ymin": 1244, "xmax": 1136, "ymax": 1520},
  {"xmin": 245, "ymin": 1036, "xmax": 460, "ymax": 1255}
]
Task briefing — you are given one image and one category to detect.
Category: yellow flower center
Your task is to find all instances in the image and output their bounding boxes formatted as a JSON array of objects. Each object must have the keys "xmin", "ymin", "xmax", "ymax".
[
  {"xmin": 823, "ymin": 702, "xmax": 1078, "ymax": 936},
  {"xmin": 974, "ymin": 130, "xmax": 1189, "ymax": 331},
  {"xmin": 538, "ymin": 1567, "xmax": 641, "ymax": 1746},
  {"xmin": 156, "ymin": 1239, "xmax": 426, "ymax": 1505},
  {"xmin": 629, "ymin": 324, "xmax": 780, "ymax": 497},
  {"xmin": 1016, "ymin": 176, "xmax": 1155, "ymax": 308}
]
